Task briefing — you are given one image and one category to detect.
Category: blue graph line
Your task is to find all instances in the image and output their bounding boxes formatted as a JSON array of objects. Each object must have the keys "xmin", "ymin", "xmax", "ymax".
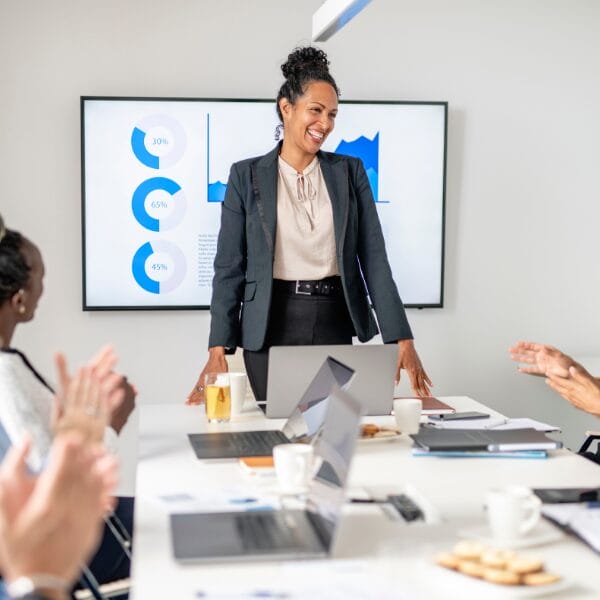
[{"xmin": 206, "ymin": 113, "xmax": 227, "ymax": 202}]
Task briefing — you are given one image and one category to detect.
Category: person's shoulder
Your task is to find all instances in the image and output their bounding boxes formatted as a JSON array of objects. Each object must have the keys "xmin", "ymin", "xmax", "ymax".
[
  {"xmin": 232, "ymin": 145, "xmax": 280, "ymax": 173},
  {"xmin": 0, "ymin": 350, "xmax": 23, "ymax": 371},
  {"xmin": 319, "ymin": 151, "xmax": 362, "ymax": 168}
]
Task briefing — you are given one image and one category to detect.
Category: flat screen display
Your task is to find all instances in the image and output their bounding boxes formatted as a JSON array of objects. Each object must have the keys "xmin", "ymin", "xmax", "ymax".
[{"xmin": 81, "ymin": 97, "xmax": 446, "ymax": 310}]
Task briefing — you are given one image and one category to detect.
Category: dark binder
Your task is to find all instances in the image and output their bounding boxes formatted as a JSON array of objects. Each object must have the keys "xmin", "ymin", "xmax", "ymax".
[{"xmin": 411, "ymin": 428, "xmax": 562, "ymax": 452}]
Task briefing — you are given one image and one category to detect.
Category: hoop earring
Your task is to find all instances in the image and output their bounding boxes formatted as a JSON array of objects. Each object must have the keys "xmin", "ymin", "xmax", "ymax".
[{"xmin": 274, "ymin": 123, "xmax": 283, "ymax": 141}]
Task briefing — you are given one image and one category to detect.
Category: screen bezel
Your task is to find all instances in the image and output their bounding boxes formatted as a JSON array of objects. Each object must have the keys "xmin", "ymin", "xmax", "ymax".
[{"xmin": 81, "ymin": 96, "xmax": 447, "ymax": 311}]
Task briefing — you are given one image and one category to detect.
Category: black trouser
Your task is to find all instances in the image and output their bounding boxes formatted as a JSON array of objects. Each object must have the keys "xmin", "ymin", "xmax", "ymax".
[{"xmin": 243, "ymin": 277, "xmax": 354, "ymax": 407}]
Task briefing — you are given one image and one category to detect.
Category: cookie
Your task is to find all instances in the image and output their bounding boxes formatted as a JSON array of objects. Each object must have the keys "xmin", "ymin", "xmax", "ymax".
[
  {"xmin": 483, "ymin": 567, "xmax": 520, "ymax": 586},
  {"xmin": 361, "ymin": 423, "xmax": 379, "ymax": 437},
  {"xmin": 457, "ymin": 559, "xmax": 485, "ymax": 578},
  {"xmin": 435, "ymin": 552, "xmax": 459, "ymax": 570},
  {"xmin": 522, "ymin": 572, "xmax": 561, "ymax": 586},
  {"xmin": 506, "ymin": 556, "xmax": 544, "ymax": 575},
  {"xmin": 453, "ymin": 540, "xmax": 486, "ymax": 560},
  {"xmin": 480, "ymin": 549, "xmax": 516, "ymax": 569}
]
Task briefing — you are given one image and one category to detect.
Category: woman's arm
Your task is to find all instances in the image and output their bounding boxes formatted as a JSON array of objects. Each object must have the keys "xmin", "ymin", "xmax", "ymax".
[
  {"xmin": 350, "ymin": 159, "xmax": 431, "ymax": 396},
  {"xmin": 187, "ymin": 163, "xmax": 248, "ymax": 403}
]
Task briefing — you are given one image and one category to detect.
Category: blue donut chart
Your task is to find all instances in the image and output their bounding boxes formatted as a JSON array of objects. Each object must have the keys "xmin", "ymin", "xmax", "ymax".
[
  {"xmin": 131, "ymin": 241, "xmax": 187, "ymax": 294},
  {"xmin": 131, "ymin": 177, "xmax": 186, "ymax": 232},
  {"xmin": 130, "ymin": 114, "xmax": 186, "ymax": 169},
  {"xmin": 131, "ymin": 127, "xmax": 159, "ymax": 168}
]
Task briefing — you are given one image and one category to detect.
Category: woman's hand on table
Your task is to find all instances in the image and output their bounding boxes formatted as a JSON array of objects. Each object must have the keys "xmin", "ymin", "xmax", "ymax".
[
  {"xmin": 396, "ymin": 339, "xmax": 432, "ymax": 398},
  {"xmin": 186, "ymin": 347, "xmax": 228, "ymax": 405}
]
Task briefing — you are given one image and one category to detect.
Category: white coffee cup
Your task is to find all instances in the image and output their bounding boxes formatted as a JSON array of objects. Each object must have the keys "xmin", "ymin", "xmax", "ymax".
[
  {"xmin": 486, "ymin": 485, "xmax": 541, "ymax": 541},
  {"xmin": 273, "ymin": 444, "xmax": 314, "ymax": 493},
  {"xmin": 393, "ymin": 398, "xmax": 422, "ymax": 434},
  {"xmin": 228, "ymin": 372, "xmax": 247, "ymax": 416}
]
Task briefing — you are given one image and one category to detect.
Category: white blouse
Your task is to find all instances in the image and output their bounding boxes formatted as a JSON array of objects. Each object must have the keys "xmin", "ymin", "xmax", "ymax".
[
  {"xmin": 273, "ymin": 156, "xmax": 339, "ymax": 280},
  {"xmin": 0, "ymin": 350, "xmax": 118, "ymax": 471}
]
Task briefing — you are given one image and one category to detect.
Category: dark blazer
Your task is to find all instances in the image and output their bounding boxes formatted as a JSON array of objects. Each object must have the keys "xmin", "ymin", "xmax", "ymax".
[{"xmin": 208, "ymin": 145, "xmax": 413, "ymax": 352}]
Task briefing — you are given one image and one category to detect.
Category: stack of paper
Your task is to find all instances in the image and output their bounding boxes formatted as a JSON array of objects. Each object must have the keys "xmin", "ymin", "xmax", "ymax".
[{"xmin": 542, "ymin": 503, "xmax": 600, "ymax": 553}]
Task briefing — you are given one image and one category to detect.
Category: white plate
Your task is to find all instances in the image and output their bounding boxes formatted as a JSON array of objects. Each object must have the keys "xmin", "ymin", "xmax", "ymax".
[
  {"xmin": 432, "ymin": 563, "xmax": 571, "ymax": 599},
  {"xmin": 357, "ymin": 430, "xmax": 402, "ymax": 444},
  {"xmin": 458, "ymin": 520, "xmax": 564, "ymax": 549}
]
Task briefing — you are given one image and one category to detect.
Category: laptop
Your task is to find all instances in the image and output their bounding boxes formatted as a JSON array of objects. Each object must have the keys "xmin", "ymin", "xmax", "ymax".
[
  {"xmin": 266, "ymin": 344, "xmax": 397, "ymax": 418},
  {"xmin": 171, "ymin": 387, "xmax": 362, "ymax": 562},
  {"xmin": 188, "ymin": 356, "xmax": 354, "ymax": 459}
]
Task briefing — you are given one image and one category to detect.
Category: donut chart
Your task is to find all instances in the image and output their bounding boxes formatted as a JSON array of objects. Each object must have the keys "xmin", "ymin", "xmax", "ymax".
[
  {"xmin": 132, "ymin": 177, "xmax": 186, "ymax": 232},
  {"xmin": 131, "ymin": 241, "xmax": 187, "ymax": 294},
  {"xmin": 131, "ymin": 114, "xmax": 186, "ymax": 169}
]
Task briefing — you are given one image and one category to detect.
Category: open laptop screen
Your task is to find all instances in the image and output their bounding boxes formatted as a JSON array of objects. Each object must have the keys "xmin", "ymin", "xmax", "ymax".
[
  {"xmin": 306, "ymin": 388, "xmax": 362, "ymax": 548},
  {"xmin": 281, "ymin": 356, "xmax": 354, "ymax": 442}
]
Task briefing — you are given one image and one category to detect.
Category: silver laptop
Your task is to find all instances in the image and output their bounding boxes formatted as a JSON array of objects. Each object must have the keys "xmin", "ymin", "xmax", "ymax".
[
  {"xmin": 171, "ymin": 387, "xmax": 362, "ymax": 562},
  {"xmin": 266, "ymin": 344, "xmax": 397, "ymax": 418},
  {"xmin": 188, "ymin": 356, "xmax": 354, "ymax": 459}
]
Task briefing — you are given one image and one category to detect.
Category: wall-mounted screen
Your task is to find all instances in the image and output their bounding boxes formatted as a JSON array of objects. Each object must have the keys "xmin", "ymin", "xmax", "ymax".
[{"xmin": 81, "ymin": 97, "xmax": 446, "ymax": 310}]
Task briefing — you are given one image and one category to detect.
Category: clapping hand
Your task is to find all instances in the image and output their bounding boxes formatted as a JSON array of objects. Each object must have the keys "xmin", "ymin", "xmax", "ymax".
[
  {"xmin": 52, "ymin": 346, "xmax": 125, "ymax": 442},
  {"xmin": 509, "ymin": 341, "xmax": 577, "ymax": 378}
]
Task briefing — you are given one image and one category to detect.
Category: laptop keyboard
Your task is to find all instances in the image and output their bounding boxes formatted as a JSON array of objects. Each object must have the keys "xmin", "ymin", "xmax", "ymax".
[
  {"xmin": 235, "ymin": 512, "xmax": 300, "ymax": 551},
  {"xmin": 228, "ymin": 430, "xmax": 290, "ymax": 455}
]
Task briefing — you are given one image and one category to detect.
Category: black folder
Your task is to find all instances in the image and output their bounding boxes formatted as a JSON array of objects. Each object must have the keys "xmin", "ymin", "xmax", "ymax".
[{"xmin": 411, "ymin": 428, "xmax": 562, "ymax": 452}]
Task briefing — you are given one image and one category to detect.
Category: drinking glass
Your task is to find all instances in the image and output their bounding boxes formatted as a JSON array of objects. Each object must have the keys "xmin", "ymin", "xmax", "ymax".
[{"xmin": 204, "ymin": 373, "xmax": 231, "ymax": 423}]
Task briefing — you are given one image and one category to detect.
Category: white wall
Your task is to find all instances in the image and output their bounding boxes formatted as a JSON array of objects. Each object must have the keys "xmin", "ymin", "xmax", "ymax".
[{"xmin": 1, "ymin": 0, "xmax": 600, "ymax": 454}]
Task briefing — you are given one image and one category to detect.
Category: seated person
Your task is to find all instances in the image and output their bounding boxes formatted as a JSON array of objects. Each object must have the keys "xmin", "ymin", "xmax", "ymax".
[
  {"xmin": 0, "ymin": 366, "xmax": 118, "ymax": 600},
  {"xmin": 509, "ymin": 341, "xmax": 600, "ymax": 418},
  {"xmin": 0, "ymin": 215, "xmax": 135, "ymax": 585}
]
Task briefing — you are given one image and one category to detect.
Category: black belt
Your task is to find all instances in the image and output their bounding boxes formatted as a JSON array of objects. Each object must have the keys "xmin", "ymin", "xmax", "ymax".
[{"xmin": 273, "ymin": 277, "xmax": 342, "ymax": 297}]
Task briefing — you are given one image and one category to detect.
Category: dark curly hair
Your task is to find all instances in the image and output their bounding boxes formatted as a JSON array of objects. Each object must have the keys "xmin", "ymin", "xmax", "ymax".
[
  {"xmin": 275, "ymin": 46, "xmax": 340, "ymax": 140},
  {"xmin": 0, "ymin": 215, "xmax": 30, "ymax": 305}
]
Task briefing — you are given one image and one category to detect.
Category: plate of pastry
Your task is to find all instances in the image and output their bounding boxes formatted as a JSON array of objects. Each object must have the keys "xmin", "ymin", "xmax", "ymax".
[
  {"xmin": 433, "ymin": 540, "xmax": 569, "ymax": 597},
  {"xmin": 358, "ymin": 423, "xmax": 402, "ymax": 443}
]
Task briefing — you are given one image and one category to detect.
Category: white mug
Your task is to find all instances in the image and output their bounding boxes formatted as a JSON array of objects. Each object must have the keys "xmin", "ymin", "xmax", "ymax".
[
  {"xmin": 273, "ymin": 444, "xmax": 314, "ymax": 493},
  {"xmin": 393, "ymin": 398, "xmax": 422, "ymax": 434},
  {"xmin": 228, "ymin": 372, "xmax": 247, "ymax": 416},
  {"xmin": 486, "ymin": 485, "xmax": 541, "ymax": 541}
]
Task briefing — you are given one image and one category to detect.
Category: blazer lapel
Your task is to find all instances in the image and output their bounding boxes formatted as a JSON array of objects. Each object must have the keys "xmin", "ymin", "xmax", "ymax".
[
  {"xmin": 255, "ymin": 146, "xmax": 279, "ymax": 254},
  {"xmin": 320, "ymin": 152, "xmax": 349, "ymax": 256}
]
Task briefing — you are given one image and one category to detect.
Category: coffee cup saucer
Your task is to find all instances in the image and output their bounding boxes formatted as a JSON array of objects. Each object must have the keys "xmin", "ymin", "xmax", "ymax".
[{"xmin": 458, "ymin": 519, "xmax": 564, "ymax": 549}]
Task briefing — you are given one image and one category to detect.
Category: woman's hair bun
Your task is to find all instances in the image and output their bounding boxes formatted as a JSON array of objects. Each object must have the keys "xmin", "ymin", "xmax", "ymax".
[{"xmin": 281, "ymin": 46, "xmax": 330, "ymax": 80}]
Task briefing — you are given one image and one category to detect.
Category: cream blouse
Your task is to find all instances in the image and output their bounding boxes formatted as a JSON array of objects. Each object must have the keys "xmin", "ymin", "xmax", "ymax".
[{"xmin": 273, "ymin": 156, "xmax": 339, "ymax": 280}]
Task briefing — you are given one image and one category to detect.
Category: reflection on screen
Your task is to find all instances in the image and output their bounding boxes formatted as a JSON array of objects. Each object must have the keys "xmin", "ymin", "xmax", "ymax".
[
  {"xmin": 282, "ymin": 357, "xmax": 354, "ymax": 441},
  {"xmin": 306, "ymin": 389, "xmax": 362, "ymax": 548}
]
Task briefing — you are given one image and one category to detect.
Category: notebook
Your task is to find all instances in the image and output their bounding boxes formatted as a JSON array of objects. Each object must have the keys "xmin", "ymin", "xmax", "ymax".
[
  {"xmin": 395, "ymin": 396, "xmax": 455, "ymax": 415},
  {"xmin": 410, "ymin": 428, "xmax": 562, "ymax": 452}
]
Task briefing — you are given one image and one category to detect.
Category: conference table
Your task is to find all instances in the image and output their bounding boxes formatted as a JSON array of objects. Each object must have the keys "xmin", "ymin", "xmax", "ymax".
[{"xmin": 131, "ymin": 397, "xmax": 600, "ymax": 599}]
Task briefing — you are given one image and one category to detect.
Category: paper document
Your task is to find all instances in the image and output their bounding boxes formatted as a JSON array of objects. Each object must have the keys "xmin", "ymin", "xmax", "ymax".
[
  {"xmin": 542, "ymin": 503, "xmax": 600, "ymax": 553},
  {"xmin": 426, "ymin": 417, "xmax": 506, "ymax": 430},
  {"xmin": 426, "ymin": 417, "xmax": 560, "ymax": 432},
  {"xmin": 196, "ymin": 560, "xmax": 410, "ymax": 599}
]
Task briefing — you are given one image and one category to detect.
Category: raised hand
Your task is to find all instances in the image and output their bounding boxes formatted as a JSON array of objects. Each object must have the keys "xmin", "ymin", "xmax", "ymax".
[
  {"xmin": 546, "ymin": 365, "xmax": 600, "ymax": 418},
  {"xmin": 509, "ymin": 341, "xmax": 577, "ymax": 377}
]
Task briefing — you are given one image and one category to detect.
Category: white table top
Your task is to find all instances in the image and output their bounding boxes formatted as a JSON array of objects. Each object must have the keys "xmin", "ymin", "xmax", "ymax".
[{"xmin": 131, "ymin": 397, "xmax": 600, "ymax": 599}]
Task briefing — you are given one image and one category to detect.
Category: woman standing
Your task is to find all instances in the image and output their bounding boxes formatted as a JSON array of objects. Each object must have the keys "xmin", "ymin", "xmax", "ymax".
[{"xmin": 188, "ymin": 46, "xmax": 431, "ymax": 406}]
